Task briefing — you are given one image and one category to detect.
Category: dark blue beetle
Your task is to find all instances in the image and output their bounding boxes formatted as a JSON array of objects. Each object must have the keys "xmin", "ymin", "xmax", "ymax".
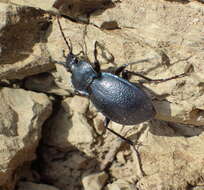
[
  {"xmin": 56, "ymin": 17, "xmax": 187, "ymax": 145},
  {"xmin": 65, "ymin": 52, "xmax": 156, "ymax": 125}
]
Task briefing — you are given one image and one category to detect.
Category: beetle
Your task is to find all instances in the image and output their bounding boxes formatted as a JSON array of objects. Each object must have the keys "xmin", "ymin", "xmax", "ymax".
[{"xmin": 55, "ymin": 17, "xmax": 187, "ymax": 145}]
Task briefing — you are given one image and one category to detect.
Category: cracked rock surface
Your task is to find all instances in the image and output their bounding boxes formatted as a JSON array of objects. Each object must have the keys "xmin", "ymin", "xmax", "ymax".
[
  {"xmin": 0, "ymin": 87, "xmax": 52, "ymax": 189},
  {"xmin": 0, "ymin": 0, "xmax": 204, "ymax": 190}
]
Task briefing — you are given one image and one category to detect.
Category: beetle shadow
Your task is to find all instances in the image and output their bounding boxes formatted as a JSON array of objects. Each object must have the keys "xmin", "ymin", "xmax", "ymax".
[
  {"xmin": 151, "ymin": 119, "xmax": 204, "ymax": 138},
  {"xmin": 93, "ymin": 40, "xmax": 193, "ymax": 77},
  {"xmin": 141, "ymin": 55, "xmax": 193, "ymax": 76},
  {"xmin": 128, "ymin": 82, "xmax": 204, "ymax": 139}
]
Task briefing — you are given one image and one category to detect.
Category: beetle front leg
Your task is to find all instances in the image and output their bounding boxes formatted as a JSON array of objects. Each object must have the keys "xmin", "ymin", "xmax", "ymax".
[
  {"xmin": 114, "ymin": 58, "xmax": 155, "ymax": 76},
  {"xmin": 73, "ymin": 90, "xmax": 89, "ymax": 97},
  {"xmin": 104, "ymin": 118, "xmax": 134, "ymax": 146}
]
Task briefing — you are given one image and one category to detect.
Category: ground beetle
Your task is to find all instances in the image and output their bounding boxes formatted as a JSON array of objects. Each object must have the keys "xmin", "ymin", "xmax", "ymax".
[{"xmin": 56, "ymin": 17, "xmax": 187, "ymax": 145}]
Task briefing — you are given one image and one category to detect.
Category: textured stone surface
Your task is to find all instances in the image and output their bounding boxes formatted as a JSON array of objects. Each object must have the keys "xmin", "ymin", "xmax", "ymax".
[
  {"xmin": 0, "ymin": 3, "xmax": 54, "ymax": 80},
  {"xmin": 24, "ymin": 72, "xmax": 71, "ymax": 96},
  {"xmin": 107, "ymin": 179, "xmax": 134, "ymax": 190},
  {"xmin": 17, "ymin": 182, "xmax": 59, "ymax": 190},
  {"xmin": 0, "ymin": 87, "xmax": 52, "ymax": 189},
  {"xmin": 0, "ymin": 0, "xmax": 57, "ymax": 13},
  {"xmin": 82, "ymin": 172, "xmax": 108, "ymax": 190},
  {"xmin": 1, "ymin": 0, "xmax": 204, "ymax": 190},
  {"xmin": 45, "ymin": 99, "xmax": 93, "ymax": 152},
  {"xmin": 39, "ymin": 147, "xmax": 99, "ymax": 190},
  {"xmin": 52, "ymin": 0, "xmax": 114, "ymax": 22}
]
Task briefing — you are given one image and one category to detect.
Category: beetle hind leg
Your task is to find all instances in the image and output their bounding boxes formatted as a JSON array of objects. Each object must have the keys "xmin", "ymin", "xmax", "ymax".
[
  {"xmin": 103, "ymin": 118, "xmax": 146, "ymax": 177},
  {"xmin": 114, "ymin": 58, "xmax": 154, "ymax": 76},
  {"xmin": 73, "ymin": 89, "xmax": 89, "ymax": 97},
  {"xmin": 114, "ymin": 58, "xmax": 189, "ymax": 82},
  {"xmin": 104, "ymin": 118, "xmax": 134, "ymax": 146},
  {"xmin": 122, "ymin": 70, "xmax": 188, "ymax": 83}
]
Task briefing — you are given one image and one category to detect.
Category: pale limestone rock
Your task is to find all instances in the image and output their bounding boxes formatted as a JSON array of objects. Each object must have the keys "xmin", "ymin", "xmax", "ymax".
[
  {"xmin": 17, "ymin": 181, "xmax": 59, "ymax": 190},
  {"xmin": 0, "ymin": 87, "xmax": 52, "ymax": 188},
  {"xmin": 40, "ymin": 149, "xmax": 96, "ymax": 190},
  {"xmin": 107, "ymin": 179, "xmax": 133, "ymax": 190},
  {"xmin": 0, "ymin": 0, "xmax": 110, "ymax": 21},
  {"xmin": 104, "ymin": 121, "xmax": 204, "ymax": 190},
  {"xmin": 46, "ymin": 107, "xmax": 94, "ymax": 152},
  {"xmin": 116, "ymin": 151, "xmax": 126, "ymax": 165},
  {"xmin": 24, "ymin": 73, "xmax": 71, "ymax": 96},
  {"xmin": 191, "ymin": 186, "xmax": 204, "ymax": 190},
  {"xmin": 54, "ymin": 64, "xmax": 73, "ymax": 93},
  {"xmin": 136, "ymin": 122, "xmax": 204, "ymax": 190},
  {"xmin": 69, "ymin": 96, "xmax": 89, "ymax": 114},
  {"xmin": 82, "ymin": 172, "xmax": 108, "ymax": 190},
  {"xmin": 67, "ymin": 112, "xmax": 93, "ymax": 146},
  {"xmin": 52, "ymin": 0, "xmax": 112, "ymax": 22},
  {"xmin": 0, "ymin": 0, "xmax": 204, "ymax": 189},
  {"xmin": 0, "ymin": 0, "xmax": 57, "ymax": 13},
  {"xmin": 107, "ymin": 183, "xmax": 121, "ymax": 190},
  {"xmin": 0, "ymin": 3, "xmax": 54, "ymax": 80},
  {"xmin": 92, "ymin": 113, "xmax": 105, "ymax": 135}
]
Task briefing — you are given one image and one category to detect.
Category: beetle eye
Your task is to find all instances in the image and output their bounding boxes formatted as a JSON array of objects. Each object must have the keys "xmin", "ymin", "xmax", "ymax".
[{"xmin": 74, "ymin": 57, "xmax": 79, "ymax": 64}]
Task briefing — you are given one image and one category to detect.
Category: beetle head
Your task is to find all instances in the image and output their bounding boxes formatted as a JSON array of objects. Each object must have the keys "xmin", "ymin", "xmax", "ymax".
[
  {"xmin": 56, "ymin": 16, "xmax": 87, "ymax": 72},
  {"xmin": 64, "ymin": 52, "xmax": 79, "ymax": 72}
]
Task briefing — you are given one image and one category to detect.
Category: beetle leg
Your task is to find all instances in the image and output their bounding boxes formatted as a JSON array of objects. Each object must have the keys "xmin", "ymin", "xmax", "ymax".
[
  {"xmin": 122, "ymin": 70, "xmax": 187, "ymax": 83},
  {"xmin": 114, "ymin": 65, "xmax": 126, "ymax": 76},
  {"xmin": 114, "ymin": 58, "xmax": 155, "ymax": 76},
  {"xmin": 93, "ymin": 41, "xmax": 101, "ymax": 74},
  {"xmin": 104, "ymin": 118, "xmax": 134, "ymax": 146},
  {"xmin": 55, "ymin": 61, "xmax": 66, "ymax": 67},
  {"xmin": 74, "ymin": 90, "xmax": 89, "ymax": 97}
]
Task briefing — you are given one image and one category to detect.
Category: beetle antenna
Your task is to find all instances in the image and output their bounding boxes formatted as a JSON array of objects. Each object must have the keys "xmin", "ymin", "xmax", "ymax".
[{"xmin": 56, "ymin": 16, "xmax": 73, "ymax": 53}]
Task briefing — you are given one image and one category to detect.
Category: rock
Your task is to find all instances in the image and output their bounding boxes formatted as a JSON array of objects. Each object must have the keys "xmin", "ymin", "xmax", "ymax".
[
  {"xmin": 17, "ymin": 181, "xmax": 59, "ymax": 190},
  {"xmin": 24, "ymin": 72, "xmax": 71, "ymax": 96},
  {"xmin": 0, "ymin": 0, "xmax": 112, "ymax": 21},
  {"xmin": 68, "ymin": 96, "xmax": 89, "ymax": 114},
  {"xmin": 191, "ymin": 186, "xmax": 204, "ymax": 190},
  {"xmin": 39, "ymin": 148, "xmax": 98, "ymax": 190},
  {"xmin": 116, "ymin": 151, "xmax": 126, "ymax": 165},
  {"xmin": 92, "ymin": 113, "xmax": 105, "ymax": 135},
  {"xmin": 154, "ymin": 99, "xmax": 204, "ymax": 126},
  {"xmin": 82, "ymin": 171, "xmax": 108, "ymax": 190},
  {"xmin": 107, "ymin": 179, "xmax": 132, "ymax": 190},
  {"xmin": 105, "ymin": 120, "xmax": 204, "ymax": 190},
  {"xmin": 52, "ymin": 0, "xmax": 114, "ymax": 22},
  {"xmin": 107, "ymin": 183, "xmax": 121, "ymax": 190},
  {"xmin": 45, "ymin": 105, "xmax": 94, "ymax": 152},
  {"xmin": 0, "ymin": 3, "xmax": 54, "ymax": 80},
  {"xmin": 0, "ymin": 0, "xmax": 57, "ymax": 13},
  {"xmin": 0, "ymin": 87, "xmax": 52, "ymax": 189},
  {"xmin": 0, "ymin": 0, "xmax": 204, "ymax": 190},
  {"xmin": 135, "ymin": 121, "xmax": 204, "ymax": 190},
  {"xmin": 54, "ymin": 64, "xmax": 74, "ymax": 93}
]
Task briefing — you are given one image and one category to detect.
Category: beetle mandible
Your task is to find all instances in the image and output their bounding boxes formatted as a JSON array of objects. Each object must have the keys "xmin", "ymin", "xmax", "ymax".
[{"xmin": 55, "ymin": 17, "xmax": 187, "ymax": 145}]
